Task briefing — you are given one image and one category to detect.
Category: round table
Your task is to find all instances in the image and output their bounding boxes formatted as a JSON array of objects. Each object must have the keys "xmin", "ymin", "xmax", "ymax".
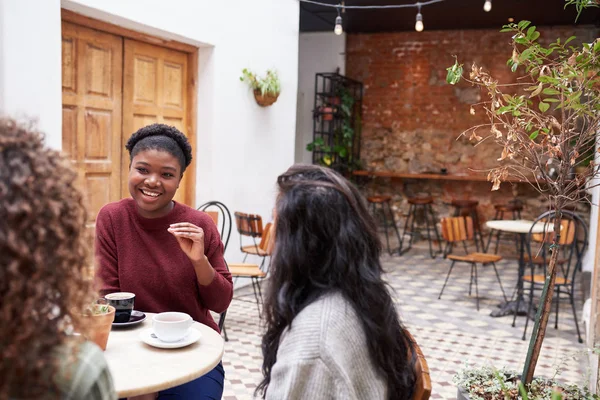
[
  {"xmin": 103, "ymin": 312, "xmax": 224, "ymax": 398},
  {"xmin": 485, "ymin": 220, "xmax": 553, "ymax": 318}
]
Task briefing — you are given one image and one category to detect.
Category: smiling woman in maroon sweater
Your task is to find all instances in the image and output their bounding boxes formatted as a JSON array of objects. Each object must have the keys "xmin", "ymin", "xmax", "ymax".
[{"xmin": 95, "ymin": 123, "xmax": 233, "ymax": 399}]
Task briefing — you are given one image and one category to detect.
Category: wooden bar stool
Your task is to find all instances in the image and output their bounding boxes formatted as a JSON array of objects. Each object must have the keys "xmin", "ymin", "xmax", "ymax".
[
  {"xmin": 446, "ymin": 199, "xmax": 484, "ymax": 256},
  {"xmin": 401, "ymin": 196, "xmax": 442, "ymax": 258},
  {"xmin": 367, "ymin": 195, "xmax": 403, "ymax": 255},
  {"xmin": 485, "ymin": 199, "xmax": 524, "ymax": 254}
]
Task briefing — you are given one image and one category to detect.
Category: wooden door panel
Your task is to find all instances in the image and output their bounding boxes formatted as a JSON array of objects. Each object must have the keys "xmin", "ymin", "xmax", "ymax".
[
  {"xmin": 123, "ymin": 39, "xmax": 193, "ymax": 206},
  {"xmin": 61, "ymin": 22, "xmax": 123, "ymax": 238}
]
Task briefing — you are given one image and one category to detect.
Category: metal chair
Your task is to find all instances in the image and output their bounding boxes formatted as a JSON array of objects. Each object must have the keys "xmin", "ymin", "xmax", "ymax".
[
  {"xmin": 485, "ymin": 199, "xmax": 523, "ymax": 254},
  {"xmin": 197, "ymin": 201, "xmax": 233, "ymax": 340},
  {"xmin": 402, "ymin": 196, "xmax": 442, "ymax": 258},
  {"xmin": 198, "ymin": 200, "xmax": 232, "ymax": 251},
  {"xmin": 516, "ymin": 210, "xmax": 587, "ymax": 343},
  {"xmin": 438, "ymin": 216, "xmax": 507, "ymax": 311},
  {"xmin": 367, "ymin": 195, "xmax": 403, "ymax": 255}
]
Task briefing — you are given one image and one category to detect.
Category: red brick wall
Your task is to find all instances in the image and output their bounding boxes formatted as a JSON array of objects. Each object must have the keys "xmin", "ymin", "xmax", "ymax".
[{"xmin": 346, "ymin": 26, "xmax": 598, "ymax": 223}]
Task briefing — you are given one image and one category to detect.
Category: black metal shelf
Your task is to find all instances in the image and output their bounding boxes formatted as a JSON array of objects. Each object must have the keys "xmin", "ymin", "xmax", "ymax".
[{"xmin": 310, "ymin": 73, "xmax": 363, "ymax": 176}]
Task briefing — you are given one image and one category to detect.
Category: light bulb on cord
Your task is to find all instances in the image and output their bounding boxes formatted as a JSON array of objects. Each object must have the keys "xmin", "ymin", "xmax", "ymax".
[
  {"xmin": 334, "ymin": 15, "xmax": 343, "ymax": 35},
  {"xmin": 483, "ymin": 0, "xmax": 492, "ymax": 12},
  {"xmin": 415, "ymin": 12, "xmax": 424, "ymax": 32}
]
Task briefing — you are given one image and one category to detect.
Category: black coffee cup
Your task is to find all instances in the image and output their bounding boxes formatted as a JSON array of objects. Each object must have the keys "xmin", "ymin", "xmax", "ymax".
[{"xmin": 105, "ymin": 292, "xmax": 135, "ymax": 323}]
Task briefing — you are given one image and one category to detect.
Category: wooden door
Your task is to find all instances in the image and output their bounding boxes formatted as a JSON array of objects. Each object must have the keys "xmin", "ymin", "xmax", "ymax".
[
  {"xmin": 61, "ymin": 22, "xmax": 123, "ymax": 237},
  {"xmin": 123, "ymin": 39, "xmax": 194, "ymax": 206}
]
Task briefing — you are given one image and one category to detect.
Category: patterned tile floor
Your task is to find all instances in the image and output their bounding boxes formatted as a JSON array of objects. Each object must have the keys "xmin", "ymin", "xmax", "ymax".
[{"xmin": 218, "ymin": 246, "xmax": 589, "ymax": 399}]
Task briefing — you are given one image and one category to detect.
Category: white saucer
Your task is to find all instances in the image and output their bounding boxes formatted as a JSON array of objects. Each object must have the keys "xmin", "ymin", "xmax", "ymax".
[{"xmin": 139, "ymin": 328, "xmax": 202, "ymax": 349}]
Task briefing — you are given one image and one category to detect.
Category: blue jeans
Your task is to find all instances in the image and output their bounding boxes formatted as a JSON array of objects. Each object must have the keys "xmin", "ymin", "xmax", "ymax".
[
  {"xmin": 157, "ymin": 362, "xmax": 225, "ymax": 400},
  {"xmin": 157, "ymin": 362, "xmax": 224, "ymax": 399}
]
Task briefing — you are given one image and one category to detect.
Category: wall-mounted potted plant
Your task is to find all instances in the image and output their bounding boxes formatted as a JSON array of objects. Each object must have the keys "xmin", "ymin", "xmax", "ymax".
[
  {"xmin": 240, "ymin": 68, "xmax": 281, "ymax": 107},
  {"xmin": 80, "ymin": 303, "xmax": 115, "ymax": 351}
]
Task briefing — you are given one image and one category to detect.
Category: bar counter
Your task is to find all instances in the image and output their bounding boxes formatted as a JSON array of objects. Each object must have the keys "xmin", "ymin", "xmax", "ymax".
[{"xmin": 352, "ymin": 170, "xmax": 530, "ymax": 183}]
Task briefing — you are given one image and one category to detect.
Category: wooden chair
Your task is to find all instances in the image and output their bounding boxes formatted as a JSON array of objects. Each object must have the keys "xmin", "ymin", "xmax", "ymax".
[
  {"xmin": 438, "ymin": 216, "xmax": 507, "ymax": 311},
  {"xmin": 406, "ymin": 330, "xmax": 431, "ymax": 400},
  {"xmin": 234, "ymin": 212, "xmax": 270, "ymax": 267},
  {"xmin": 229, "ymin": 222, "xmax": 273, "ymax": 315}
]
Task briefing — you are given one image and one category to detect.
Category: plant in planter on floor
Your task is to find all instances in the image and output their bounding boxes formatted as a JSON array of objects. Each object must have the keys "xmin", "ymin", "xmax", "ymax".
[
  {"xmin": 446, "ymin": 0, "xmax": 600, "ymax": 395},
  {"xmin": 240, "ymin": 68, "xmax": 281, "ymax": 107}
]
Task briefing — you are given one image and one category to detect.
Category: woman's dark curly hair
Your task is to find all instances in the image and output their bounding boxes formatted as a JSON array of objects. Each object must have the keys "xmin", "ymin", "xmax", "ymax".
[
  {"xmin": 0, "ymin": 118, "xmax": 97, "ymax": 398},
  {"xmin": 125, "ymin": 123, "xmax": 193, "ymax": 174},
  {"xmin": 257, "ymin": 164, "xmax": 416, "ymax": 399}
]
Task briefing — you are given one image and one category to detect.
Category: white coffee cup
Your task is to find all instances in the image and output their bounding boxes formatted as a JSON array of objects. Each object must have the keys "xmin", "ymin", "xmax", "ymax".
[{"xmin": 152, "ymin": 312, "xmax": 194, "ymax": 342}]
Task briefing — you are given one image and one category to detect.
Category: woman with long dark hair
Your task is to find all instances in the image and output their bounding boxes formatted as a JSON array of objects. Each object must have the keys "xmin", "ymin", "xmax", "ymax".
[{"xmin": 257, "ymin": 164, "xmax": 416, "ymax": 399}]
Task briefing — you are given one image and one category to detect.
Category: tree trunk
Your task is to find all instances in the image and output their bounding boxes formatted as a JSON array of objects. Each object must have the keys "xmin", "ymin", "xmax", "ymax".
[{"xmin": 521, "ymin": 217, "xmax": 562, "ymax": 385}]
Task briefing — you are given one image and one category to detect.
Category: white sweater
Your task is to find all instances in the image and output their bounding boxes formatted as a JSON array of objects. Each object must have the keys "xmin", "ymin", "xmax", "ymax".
[{"xmin": 266, "ymin": 292, "xmax": 388, "ymax": 399}]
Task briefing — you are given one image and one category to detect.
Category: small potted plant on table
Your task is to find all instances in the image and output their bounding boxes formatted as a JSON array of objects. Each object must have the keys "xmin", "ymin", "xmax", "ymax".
[{"xmin": 81, "ymin": 303, "xmax": 115, "ymax": 351}]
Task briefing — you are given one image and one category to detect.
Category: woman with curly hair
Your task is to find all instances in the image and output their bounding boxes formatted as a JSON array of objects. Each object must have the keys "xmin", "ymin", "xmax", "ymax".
[
  {"xmin": 95, "ymin": 123, "xmax": 233, "ymax": 399},
  {"xmin": 257, "ymin": 164, "xmax": 416, "ymax": 400},
  {"xmin": 0, "ymin": 118, "xmax": 116, "ymax": 399}
]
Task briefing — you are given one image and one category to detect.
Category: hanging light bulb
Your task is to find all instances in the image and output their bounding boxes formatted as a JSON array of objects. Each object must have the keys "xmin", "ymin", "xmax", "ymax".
[
  {"xmin": 334, "ymin": 15, "xmax": 343, "ymax": 35},
  {"xmin": 415, "ymin": 12, "xmax": 424, "ymax": 32},
  {"xmin": 483, "ymin": 0, "xmax": 492, "ymax": 12}
]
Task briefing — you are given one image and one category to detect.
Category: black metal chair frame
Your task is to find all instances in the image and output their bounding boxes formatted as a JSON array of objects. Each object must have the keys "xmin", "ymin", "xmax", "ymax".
[
  {"xmin": 402, "ymin": 200, "xmax": 442, "ymax": 258},
  {"xmin": 197, "ymin": 200, "xmax": 232, "ymax": 341},
  {"xmin": 485, "ymin": 200, "xmax": 523, "ymax": 254},
  {"xmin": 513, "ymin": 210, "xmax": 587, "ymax": 343},
  {"xmin": 368, "ymin": 198, "xmax": 403, "ymax": 255}
]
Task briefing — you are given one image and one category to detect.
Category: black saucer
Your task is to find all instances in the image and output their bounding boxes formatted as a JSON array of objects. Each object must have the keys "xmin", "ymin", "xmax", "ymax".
[{"xmin": 112, "ymin": 310, "xmax": 146, "ymax": 327}]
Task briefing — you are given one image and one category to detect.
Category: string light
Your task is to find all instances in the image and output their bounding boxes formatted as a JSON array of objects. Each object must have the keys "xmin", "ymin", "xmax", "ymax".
[
  {"xmin": 415, "ymin": 4, "xmax": 424, "ymax": 32},
  {"xmin": 483, "ymin": 0, "xmax": 492, "ymax": 12},
  {"xmin": 334, "ymin": 8, "xmax": 343, "ymax": 35},
  {"xmin": 299, "ymin": 0, "xmax": 444, "ymax": 33}
]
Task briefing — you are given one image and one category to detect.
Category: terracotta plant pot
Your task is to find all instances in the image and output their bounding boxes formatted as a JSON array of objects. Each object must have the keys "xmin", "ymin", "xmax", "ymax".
[
  {"xmin": 253, "ymin": 90, "xmax": 279, "ymax": 107},
  {"xmin": 85, "ymin": 305, "xmax": 115, "ymax": 351},
  {"xmin": 320, "ymin": 106, "xmax": 334, "ymax": 121}
]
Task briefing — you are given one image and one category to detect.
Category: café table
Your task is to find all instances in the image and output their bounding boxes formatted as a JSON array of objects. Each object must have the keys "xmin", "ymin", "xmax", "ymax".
[
  {"xmin": 485, "ymin": 220, "xmax": 553, "ymax": 319},
  {"xmin": 103, "ymin": 312, "xmax": 224, "ymax": 398}
]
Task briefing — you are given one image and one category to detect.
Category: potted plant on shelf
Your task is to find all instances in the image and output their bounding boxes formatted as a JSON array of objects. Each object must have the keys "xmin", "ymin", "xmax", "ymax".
[
  {"xmin": 240, "ymin": 68, "xmax": 281, "ymax": 107},
  {"xmin": 307, "ymin": 85, "xmax": 362, "ymax": 175},
  {"xmin": 446, "ymin": 0, "xmax": 600, "ymax": 396},
  {"xmin": 80, "ymin": 303, "xmax": 115, "ymax": 351}
]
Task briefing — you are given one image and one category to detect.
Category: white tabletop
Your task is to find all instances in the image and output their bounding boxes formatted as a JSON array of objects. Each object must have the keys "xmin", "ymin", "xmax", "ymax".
[
  {"xmin": 485, "ymin": 219, "xmax": 554, "ymax": 234},
  {"xmin": 104, "ymin": 312, "xmax": 224, "ymax": 397}
]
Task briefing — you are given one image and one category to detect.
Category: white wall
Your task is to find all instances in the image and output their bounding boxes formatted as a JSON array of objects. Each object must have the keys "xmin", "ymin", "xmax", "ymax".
[
  {"xmin": 295, "ymin": 32, "xmax": 346, "ymax": 164},
  {"xmin": 0, "ymin": 0, "xmax": 62, "ymax": 149},
  {"xmin": 0, "ymin": 0, "xmax": 299, "ymax": 267}
]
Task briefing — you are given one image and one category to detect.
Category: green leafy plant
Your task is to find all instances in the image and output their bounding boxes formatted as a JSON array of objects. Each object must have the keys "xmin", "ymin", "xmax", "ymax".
[
  {"xmin": 84, "ymin": 303, "xmax": 110, "ymax": 316},
  {"xmin": 454, "ymin": 366, "xmax": 597, "ymax": 399},
  {"xmin": 240, "ymin": 68, "xmax": 281, "ymax": 96},
  {"xmin": 446, "ymin": 2, "xmax": 600, "ymax": 388},
  {"xmin": 564, "ymin": 0, "xmax": 599, "ymax": 22}
]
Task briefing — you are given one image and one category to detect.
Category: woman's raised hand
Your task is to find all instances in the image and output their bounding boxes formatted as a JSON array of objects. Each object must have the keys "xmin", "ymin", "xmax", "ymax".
[{"xmin": 167, "ymin": 222, "xmax": 205, "ymax": 262}]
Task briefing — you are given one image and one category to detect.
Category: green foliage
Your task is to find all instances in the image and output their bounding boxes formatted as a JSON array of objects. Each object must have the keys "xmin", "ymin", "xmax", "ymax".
[
  {"xmin": 84, "ymin": 303, "xmax": 110, "ymax": 316},
  {"xmin": 239, "ymin": 68, "xmax": 281, "ymax": 96},
  {"xmin": 564, "ymin": 0, "xmax": 600, "ymax": 22},
  {"xmin": 446, "ymin": 58, "xmax": 464, "ymax": 85},
  {"xmin": 454, "ymin": 366, "xmax": 597, "ymax": 400}
]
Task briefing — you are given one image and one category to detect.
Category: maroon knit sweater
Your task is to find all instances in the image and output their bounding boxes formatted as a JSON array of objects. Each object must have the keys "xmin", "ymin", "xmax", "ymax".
[{"xmin": 95, "ymin": 198, "xmax": 233, "ymax": 332}]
